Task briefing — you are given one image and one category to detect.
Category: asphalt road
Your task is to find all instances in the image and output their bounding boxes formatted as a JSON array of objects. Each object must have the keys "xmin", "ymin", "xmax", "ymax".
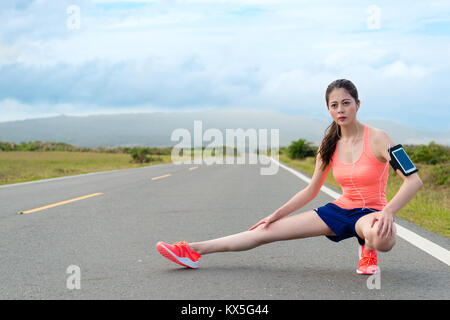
[{"xmin": 0, "ymin": 158, "xmax": 449, "ymax": 299}]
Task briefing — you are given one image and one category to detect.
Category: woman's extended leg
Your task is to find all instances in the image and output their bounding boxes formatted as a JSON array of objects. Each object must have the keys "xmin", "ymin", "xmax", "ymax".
[{"xmin": 189, "ymin": 210, "xmax": 335, "ymax": 255}]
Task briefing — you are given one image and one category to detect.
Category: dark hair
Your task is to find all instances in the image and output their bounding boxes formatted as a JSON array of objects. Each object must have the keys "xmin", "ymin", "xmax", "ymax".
[{"xmin": 318, "ymin": 79, "xmax": 359, "ymax": 170}]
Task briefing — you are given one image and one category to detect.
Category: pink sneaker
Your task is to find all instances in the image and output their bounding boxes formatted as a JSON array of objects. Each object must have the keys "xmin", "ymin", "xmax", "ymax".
[
  {"xmin": 356, "ymin": 245, "xmax": 378, "ymax": 275},
  {"xmin": 156, "ymin": 241, "xmax": 202, "ymax": 269}
]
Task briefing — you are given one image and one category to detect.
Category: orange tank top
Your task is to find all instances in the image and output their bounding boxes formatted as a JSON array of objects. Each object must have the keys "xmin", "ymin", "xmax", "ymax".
[{"xmin": 331, "ymin": 125, "xmax": 389, "ymax": 211}]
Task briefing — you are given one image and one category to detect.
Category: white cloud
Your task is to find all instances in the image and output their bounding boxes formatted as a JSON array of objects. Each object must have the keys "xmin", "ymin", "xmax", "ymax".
[
  {"xmin": 181, "ymin": 0, "xmax": 298, "ymax": 4},
  {"xmin": 0, "ymin": 42, "xmax": 22, "ymax": 66},
  {"xmin": 0, "ymin": 99, "xmax": 58, "ymax": 122},
  {"xmin": 0, "ymin": 0, "xmax": 449, "ymax": 130},
  {"xmin": 102, "ymin": 12, "xmax": 205, "ymax": 29},
  {"xmin": 381, "ymin": 60, "xmax": 431, "ymax": 78},
  {"xmin": 92, "ymin": 0, "xmax": 158, "ymax": 3}
]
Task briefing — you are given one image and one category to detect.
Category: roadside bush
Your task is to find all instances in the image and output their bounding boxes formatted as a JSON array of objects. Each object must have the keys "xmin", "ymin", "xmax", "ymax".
[
  {"xmin": 0, "ymin": 141, "xmax": 172, "ymax": 155},
  {"xmin": 429, "ymin": 163, "xmax": 450, "ymax": 186},
  {"xmin": 405, "ymin": 142, "xmax": 450, "ymax": 165},
  {"xmin": 123, "ymin": 147, "xmax": 171, "ymax": 156},
  {"xmin": 129, "ymin": 148, "xmax": 152, "ymax": 163},
  {"xmin": 287, "ymin": 139, "xmax": 316, "ymax": 160},
  {"xmin": 0, "ymin": 142, "xmax": 15, "ymax": 151},
  {"xmin": 127, "ymin": 147, "xmax": 165, "ymax": 163}
]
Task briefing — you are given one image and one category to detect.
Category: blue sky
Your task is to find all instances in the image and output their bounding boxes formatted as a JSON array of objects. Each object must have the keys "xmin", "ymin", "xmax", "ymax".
[{"xmin": 0, "ymin": 0, "xmax": 449, "ymax": 131}]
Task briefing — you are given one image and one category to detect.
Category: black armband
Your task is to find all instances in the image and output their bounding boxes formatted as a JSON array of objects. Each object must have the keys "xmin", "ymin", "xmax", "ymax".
[{"xmin": 388, "ymin": 144, "xmax": 418, "ymax": 176}]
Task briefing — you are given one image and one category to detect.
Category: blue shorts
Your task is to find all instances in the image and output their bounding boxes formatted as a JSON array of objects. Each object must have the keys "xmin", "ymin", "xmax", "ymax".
[{"xmin": 313, "ymin": 202, "xmax": 378, "ymax": 245}]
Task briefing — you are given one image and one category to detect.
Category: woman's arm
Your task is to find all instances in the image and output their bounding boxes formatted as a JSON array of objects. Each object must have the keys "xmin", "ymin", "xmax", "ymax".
[
  {"xmin": 383, "ymin": 171, "xmax": 423, "ymax": 216},
  {"xmin": 372, "ymin": 130, "xmax": 423, "ymax": 237},
  {"xmin": 249, "ymin": 153, "xmax": 331, "ymax": 230}
]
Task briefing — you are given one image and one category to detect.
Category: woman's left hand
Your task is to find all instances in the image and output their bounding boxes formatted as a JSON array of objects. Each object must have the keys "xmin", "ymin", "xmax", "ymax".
[{"xmin": 370, "ymin": 210, "xmax": 395, "ymax": 239}]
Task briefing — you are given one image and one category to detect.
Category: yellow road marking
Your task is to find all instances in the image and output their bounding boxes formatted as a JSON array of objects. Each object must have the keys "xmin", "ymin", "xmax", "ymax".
[
  {"xmin": 20, "ymin": 192, "xmax": 104, "ymax": 215},
  {"xmin": 151, "ymin": 174, "xmax": 172, "ymax": 181},
  {"xmin": 189, "ymin": 166, "xmax": 198, "ymax": 171}
]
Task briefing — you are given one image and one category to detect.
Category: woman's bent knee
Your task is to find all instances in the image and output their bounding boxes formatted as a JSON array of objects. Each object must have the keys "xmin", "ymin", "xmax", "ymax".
[
  {"xmin": 362, "ymin": 219, "xmax": 397, "ymax": 252},
  {"xmin": 368, "ymin": 231, "xmax": 396, "ymax": 252},
  {"xmin": 375, "ymin": 235, "xmax": 396, "ymax": 252},
  {"xmin": 363, "ymin": 228, "xmax": 395, "ymax": 252}
]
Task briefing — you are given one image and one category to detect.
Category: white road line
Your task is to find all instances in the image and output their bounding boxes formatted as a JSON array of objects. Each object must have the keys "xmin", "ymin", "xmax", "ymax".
[{"xmin": 270, "ymin": 156, "xmax": 450, "ymax": 267}]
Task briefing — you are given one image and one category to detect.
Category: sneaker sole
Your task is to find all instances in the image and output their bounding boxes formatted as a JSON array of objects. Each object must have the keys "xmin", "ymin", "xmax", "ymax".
[
  {"xmin": 156, "ymin": 242, "xmax": 198, "ymax": 269},
  {"xmin": 356, "ymin": 267, "xmax": 378, "ymax": 275}
]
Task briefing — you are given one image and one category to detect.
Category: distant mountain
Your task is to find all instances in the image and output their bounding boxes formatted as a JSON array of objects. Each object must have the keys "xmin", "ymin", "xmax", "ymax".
[{"xmin": 0, "ymin": 111, "xmax": 448, "ymax": 148}]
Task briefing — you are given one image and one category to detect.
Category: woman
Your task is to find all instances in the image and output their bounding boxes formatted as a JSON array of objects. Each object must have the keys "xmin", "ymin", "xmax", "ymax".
[{"xmin": 156, "ymin": 79, "xmax": 423, "ymax": 274}]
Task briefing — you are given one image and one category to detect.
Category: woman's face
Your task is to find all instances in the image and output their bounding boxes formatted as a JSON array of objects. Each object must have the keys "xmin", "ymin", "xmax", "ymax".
[{"xmin": 327, "ymin": 88, "xmax": 359, "ymax": 126}]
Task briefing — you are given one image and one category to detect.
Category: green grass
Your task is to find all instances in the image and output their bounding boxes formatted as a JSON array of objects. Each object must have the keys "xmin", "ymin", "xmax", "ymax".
[
  {"xmin": 279, "ymin": 154, "xmax": 450, "ymax": 238},
  {"xmin": 0, "ymin": 151, "xmax": 172, "ymax": 185}
]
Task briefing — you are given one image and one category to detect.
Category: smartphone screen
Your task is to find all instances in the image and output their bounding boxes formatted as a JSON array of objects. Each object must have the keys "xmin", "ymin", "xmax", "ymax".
[{"xmin": 392, "ymin": 148, "xmax": 416, "ymax": 173}]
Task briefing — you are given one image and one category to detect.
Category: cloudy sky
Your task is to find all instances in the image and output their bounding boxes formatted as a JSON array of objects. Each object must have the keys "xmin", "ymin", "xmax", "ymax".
[{"xmin": 0, "ymin": 0, "xmax": 449, "ymax": 131}]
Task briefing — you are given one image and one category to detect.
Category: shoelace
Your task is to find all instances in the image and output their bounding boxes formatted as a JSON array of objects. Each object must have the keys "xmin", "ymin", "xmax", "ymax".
[
  {"xmin": 360, "ymin": 251, "xmax": 377, "ymax": 267},
  {"xmin": 173, "ymin": 241, "xmax": 187, "ymax": 247},
  {"xmin": 173, "ymin": 241, "xmax": 201, "ymax": 260}
]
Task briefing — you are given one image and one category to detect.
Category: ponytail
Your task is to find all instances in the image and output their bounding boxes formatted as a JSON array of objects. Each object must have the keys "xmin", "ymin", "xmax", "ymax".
[{"xmin": 318, "ymin": 121, "xmax": 340, "ymax": 171}]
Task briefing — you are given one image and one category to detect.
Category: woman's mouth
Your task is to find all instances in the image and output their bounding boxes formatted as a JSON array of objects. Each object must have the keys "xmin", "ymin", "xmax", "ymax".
[{"xmin": 338, "ymin": 117, "xmax": 347, "ymax": 121}]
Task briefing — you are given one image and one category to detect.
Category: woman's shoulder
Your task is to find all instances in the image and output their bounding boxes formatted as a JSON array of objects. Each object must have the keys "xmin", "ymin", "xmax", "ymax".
[
  {"xmin": 368, "ymin": 126, "xmax": 395, "ymax": 146},
  {"xmin": 367, "ymin": 125, "xmax": 396, "ymax": 161}
]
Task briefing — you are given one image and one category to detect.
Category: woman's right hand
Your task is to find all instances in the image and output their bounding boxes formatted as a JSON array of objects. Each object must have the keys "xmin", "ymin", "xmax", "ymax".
[{"xmin": 248, "ymin": 213, "xmax": 277, "ymax": 231}]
